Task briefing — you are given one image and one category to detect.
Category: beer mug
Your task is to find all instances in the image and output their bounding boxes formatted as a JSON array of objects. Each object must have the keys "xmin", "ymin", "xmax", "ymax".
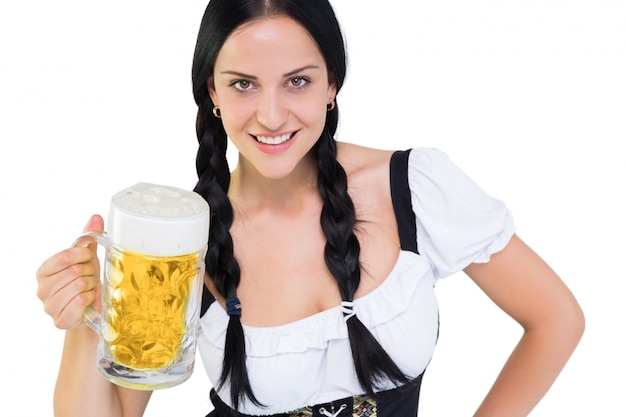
[{"xmin": 73, "ymin": 183, "xmax": 210, "ymax": 390}]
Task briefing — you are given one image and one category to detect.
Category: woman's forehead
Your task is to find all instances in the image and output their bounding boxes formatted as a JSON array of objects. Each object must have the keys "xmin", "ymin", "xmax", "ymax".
[
  {"xmin": 215, "ymin": 16, "xmax": 325, "ymax": 75},
  {"xmin": 220, "ymin": 16, "xmax": 321, "ymax": 60}
]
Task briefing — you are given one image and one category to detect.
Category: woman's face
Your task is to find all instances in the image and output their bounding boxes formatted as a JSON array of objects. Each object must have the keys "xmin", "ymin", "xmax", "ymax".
[{"xmin": 208, "ymin": 16, "xmax": 336, "ymax": 180}]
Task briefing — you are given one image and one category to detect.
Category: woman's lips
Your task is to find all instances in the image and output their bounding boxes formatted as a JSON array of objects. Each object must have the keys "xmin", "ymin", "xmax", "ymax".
[
  {"xmin": 253, "ymin": 131, "xmax": 297, "ymax": 145},
  {"xmin": 249, "ymin": 130, "xmax": 299, "ymax": 154}
]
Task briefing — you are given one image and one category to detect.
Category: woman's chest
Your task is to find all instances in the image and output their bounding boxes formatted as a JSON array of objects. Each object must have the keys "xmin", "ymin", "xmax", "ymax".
[{"xmin": 230, "ymin": 205, "xmax": 400, "ymax": 327}]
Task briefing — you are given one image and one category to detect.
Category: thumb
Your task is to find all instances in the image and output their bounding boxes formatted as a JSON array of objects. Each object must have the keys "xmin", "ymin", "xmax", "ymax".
[{"xmin": 83, "ymin": 214, "xmax": 105, "ymax": 233}]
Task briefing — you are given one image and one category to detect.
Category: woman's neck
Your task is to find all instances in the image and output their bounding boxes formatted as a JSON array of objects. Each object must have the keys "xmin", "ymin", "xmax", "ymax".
[{"xmin": 228, "ymin": 151, "xmax": 320, "ymax": 216}]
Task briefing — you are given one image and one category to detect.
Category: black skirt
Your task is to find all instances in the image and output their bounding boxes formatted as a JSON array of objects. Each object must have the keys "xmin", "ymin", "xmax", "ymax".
[{"xmin": 206, "ymin": 372, "xmax": 423, "ymax": 417}]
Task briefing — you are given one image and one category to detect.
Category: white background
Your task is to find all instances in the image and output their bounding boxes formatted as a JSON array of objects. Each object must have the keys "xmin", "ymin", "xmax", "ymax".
[{"xmin": 1, "ymin": 0, "xmax": 624, "ymax": 415}]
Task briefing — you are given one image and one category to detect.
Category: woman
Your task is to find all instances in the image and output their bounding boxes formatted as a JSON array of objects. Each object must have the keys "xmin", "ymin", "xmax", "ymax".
[{"xmin": 36, "ymin": 0, "xmax": 584, "ymax": 416}]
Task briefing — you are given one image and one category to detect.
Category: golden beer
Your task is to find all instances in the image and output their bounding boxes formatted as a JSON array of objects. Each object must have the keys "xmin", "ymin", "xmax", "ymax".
[
  {"xmin": 78, "ymin": 183, "xmax": 210, "ymax": 389},
  {"xmin": 102, "ymin": 248, "xmax": 201, "ymax": 370}
]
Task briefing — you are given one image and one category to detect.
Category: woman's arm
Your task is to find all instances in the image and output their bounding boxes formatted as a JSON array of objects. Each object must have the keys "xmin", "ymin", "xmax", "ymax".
[
  {"xmin": 54, "ymin": 327, "xmax": 152, "ymax": 417},
  {"xmin": 463, "ymin": 234, "xmax": 584, "ymax": 417},
  {"xmin": 37, "ymin": 215, "xmax": 152, "ymax": 417}
]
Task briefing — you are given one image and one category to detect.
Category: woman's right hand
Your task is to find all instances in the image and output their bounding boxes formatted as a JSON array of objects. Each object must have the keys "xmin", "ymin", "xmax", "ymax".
[{"xmin": 36, "ymin": 214, "xmax": 104, "ymax": 329}]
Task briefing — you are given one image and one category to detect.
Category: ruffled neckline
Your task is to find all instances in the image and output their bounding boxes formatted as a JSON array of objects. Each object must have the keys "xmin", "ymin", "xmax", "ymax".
[{"xmin": 199, "ymin": 250, "xmax": 434, "ymax": 357}]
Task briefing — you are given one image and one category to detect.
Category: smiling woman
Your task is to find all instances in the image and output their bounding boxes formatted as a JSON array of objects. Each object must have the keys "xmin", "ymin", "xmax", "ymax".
[
  {"xmin": 32, "ymin": 0, "xmax": 587, "ymax": 416},
  {"xmin": 208, "ymin": 17, "xmax": 336, "ymax": 176}
]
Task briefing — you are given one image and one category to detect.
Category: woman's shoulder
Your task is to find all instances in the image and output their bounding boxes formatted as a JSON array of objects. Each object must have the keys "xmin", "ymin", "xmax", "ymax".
[
  {"xmin": 337, "ymin": 141, "xmax": 396, "ymax": 182},
  {"xmin": 336, "ymin": 142, "xmax": 396, "ymax": 228}
]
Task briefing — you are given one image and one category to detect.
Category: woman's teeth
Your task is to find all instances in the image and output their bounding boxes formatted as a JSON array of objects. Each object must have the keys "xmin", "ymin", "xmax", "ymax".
[{"xmin": 255, "ymin": 132, "xmax": 294, "ymax": 145}]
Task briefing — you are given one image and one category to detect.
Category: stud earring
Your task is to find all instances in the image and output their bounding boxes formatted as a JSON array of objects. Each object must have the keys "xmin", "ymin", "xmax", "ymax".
[
  {"xmin": 327, "ymin": 99, "xmax": 335, "ymax": 112},
  {"xmin": 212, "ymin": 106, "xmax": 222, "ymax": 118}
]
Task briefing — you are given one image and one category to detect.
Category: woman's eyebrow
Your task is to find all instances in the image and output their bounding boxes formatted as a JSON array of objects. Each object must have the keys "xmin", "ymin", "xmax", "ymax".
[
  {"xmin": 283, "ymin": 65, "xmax": 320, "ymax": 77},
  {"xmin": 221, "ymin": 70, "xmax": 257, "ymax": 79}
]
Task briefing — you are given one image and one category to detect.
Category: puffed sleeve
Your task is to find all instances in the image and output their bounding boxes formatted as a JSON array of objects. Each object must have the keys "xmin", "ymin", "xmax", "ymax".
[{"xmin": 407, "ymin": 148, "xmax": 515, "ymax": 279}]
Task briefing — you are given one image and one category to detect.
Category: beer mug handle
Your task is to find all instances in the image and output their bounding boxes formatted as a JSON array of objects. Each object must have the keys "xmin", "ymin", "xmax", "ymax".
[{"xmin": 71, "ymin": 231, "xmax": 109, "ymax": 333}]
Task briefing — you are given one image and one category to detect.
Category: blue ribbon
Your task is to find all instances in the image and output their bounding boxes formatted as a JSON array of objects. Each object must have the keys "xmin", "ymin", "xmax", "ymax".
[{"xmin": 226, "ymin": 296, "xmax": 242, "ymax": 317}]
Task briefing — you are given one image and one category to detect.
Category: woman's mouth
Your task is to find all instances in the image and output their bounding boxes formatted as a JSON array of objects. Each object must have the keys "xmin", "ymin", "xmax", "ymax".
[{"xmin": 253, "ymin": 131, "xmax": 297, "ymax": 145}]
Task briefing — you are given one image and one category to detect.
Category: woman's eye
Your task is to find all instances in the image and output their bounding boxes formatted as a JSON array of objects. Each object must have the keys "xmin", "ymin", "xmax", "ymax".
[
  {"xmin": 289, "ymin": 77, "xmax": 309, "ymax": 88},
  {"xmin": 232, "ymin": 80, "xmax": 252, "ymax": 91}
]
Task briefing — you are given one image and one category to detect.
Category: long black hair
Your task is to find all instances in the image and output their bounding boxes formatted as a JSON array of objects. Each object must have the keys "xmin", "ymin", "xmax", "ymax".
[{"xmin": 191, "ymin": 0, "xmax": 409, "ymax": 409}]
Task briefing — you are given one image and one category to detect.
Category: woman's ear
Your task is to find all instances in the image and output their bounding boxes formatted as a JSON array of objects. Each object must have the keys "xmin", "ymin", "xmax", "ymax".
[
  {"xmin": 327, "ymin": 72, "xmax": 337, "ymax": 102},
  {"xmin": 207, "ymin": 77, "xmax": 218, "ymax": 105}
]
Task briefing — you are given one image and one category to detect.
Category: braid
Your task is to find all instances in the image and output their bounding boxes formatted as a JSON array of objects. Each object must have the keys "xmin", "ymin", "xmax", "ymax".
[
  {"xmin": 315, "ymin": 115, "xmax": 410, "ymax": 396},
  {"xmin": 193, "ymin": 98, "xmax": 261, "ymax": 409}
]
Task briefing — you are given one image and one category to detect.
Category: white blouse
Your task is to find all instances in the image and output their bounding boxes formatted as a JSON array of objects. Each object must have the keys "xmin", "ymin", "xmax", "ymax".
[{"xmin": 197, "ymin": 147, "xmax": 515, "ymax": 415}]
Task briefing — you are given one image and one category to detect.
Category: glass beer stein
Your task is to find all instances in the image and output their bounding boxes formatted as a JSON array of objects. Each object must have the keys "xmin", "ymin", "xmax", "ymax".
[{"xmin": 73, "ymin": 183, "xmax": 210, "ymax": 390}]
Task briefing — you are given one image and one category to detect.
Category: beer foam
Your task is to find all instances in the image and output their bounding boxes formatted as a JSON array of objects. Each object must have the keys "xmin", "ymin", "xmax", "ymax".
[
  {"xmin": 108, "ymin": 183, "xmax": 210, "ymax": 256},
  {"xmin": 112, "ymin": 183, "xmax": 208, "ymax": 217}
]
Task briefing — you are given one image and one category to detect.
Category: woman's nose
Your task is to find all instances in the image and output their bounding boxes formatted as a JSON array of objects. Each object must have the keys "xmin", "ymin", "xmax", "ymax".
[{"xmin": 256, "ymin": 91, "xmax": 288, "ymax": 130}]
